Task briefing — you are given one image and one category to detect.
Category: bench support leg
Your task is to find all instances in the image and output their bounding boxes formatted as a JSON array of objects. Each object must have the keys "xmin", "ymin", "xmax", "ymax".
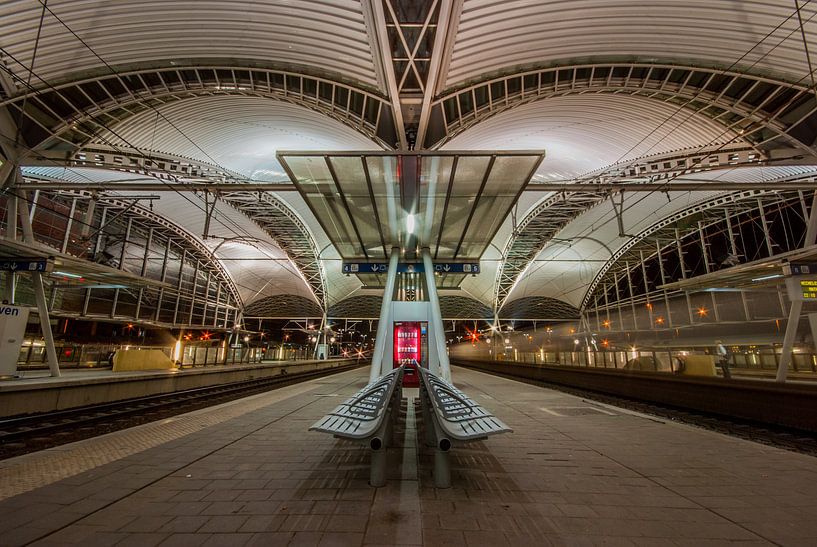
[
  {"xmin": 434, "ymin": 449, "xmax": 451, "ymax": 488},
  {"xmin": 370, "ymin": 448, "xmax": 387, "ymax": 487}
]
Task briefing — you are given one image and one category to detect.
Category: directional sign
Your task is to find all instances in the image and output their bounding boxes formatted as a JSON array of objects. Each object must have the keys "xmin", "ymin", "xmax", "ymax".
[
  {"xmin": 787, "ymin": 262, "xmax": 817, "ymax": 276},
  {"xmin": 786, "ymin": 276, "xmax": 817, "ymax": 301},
  {"xmin": 342, "ymin": 261, "xmax": 480, "ymax": 274},
  {"xmin": 432, "ymin": 263, "xmax": 480, "ymax": 274},
  {"xmin": 397, "ymin": 263, "xmax": 423, "ymax": 273},
  {"xmin": 342, "ymin": 262, "xmax": 389, "ymax": 274},
  {"xmin": 0, "ymin": 257, "xmax": 52, "ymax": 273}
]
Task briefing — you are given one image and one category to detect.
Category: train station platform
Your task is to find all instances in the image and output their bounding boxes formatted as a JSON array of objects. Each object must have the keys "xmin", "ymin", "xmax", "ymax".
[
  {"xmin": 0, "ymin": 366, "xmax": 815, "ymax": 546},
  {"xmin": 0, "ymin": 359, "xmax": 360, "ymax": 417}
]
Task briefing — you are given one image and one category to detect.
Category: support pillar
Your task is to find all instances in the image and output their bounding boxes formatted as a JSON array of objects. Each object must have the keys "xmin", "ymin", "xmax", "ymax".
[
  {"xmin": 17, "ymin": 190, "xmax": 60, "ymax": 377},
  {"xmin": 777, "ymin": 191, "xmax": 817, "ymax": 382},
  {"xmin": 421, "ymin": 247, "xmax": 451, "ymax": 381},
  {"xmin": 777, "ymin": 301, "xmax": 802, "ymax": 382},
  {"xmin": 370, "ymin": 246, "xmax": 401, "ymax": 382}
]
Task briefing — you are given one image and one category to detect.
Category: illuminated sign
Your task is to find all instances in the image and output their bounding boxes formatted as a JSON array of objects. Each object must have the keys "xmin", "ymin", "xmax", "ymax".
[
  {"xmin": 785, "ymin": 276, "xmax": 817, "ymax": 302},
  {"xmin": 0, "ymin": 257, "xmax": 52, "ymax": 272},
  {"xmin": 342, "ymin": 262, "xmax": 480, "ymax": 274},
  {"xmin": 801, "ymin": 280, "xmax": 817, "ymax": 299}
]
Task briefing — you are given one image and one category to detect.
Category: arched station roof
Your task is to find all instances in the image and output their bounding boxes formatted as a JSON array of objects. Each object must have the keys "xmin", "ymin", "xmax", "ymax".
[{"xmin": 3, "ymin": 0, "xmax": 817, "ymax": 323}]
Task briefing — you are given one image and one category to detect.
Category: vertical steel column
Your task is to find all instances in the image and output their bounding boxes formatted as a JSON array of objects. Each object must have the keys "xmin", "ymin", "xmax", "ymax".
[
  {"xmin": 370, "ymin": 246, "xmax": 401, "ymax": 383},
  {"xmin": 172, "ymin": 249, "xmax": 187, "ymax": 325},
  {"xmin": 777, "ymin": 191, "xmax": 817, "ymax": 382},
  {"xmin": 17, "ymin": 191, "xmax": 60, "ymax": 377},
  {"xmin": 624, "ymin": 262, "xmax": 638, "ymax": 329},
  {"xmin": 639, "ymin": 250, "xmax": 653, "ymax": 327},
  {"xmin": 134, "ymin": 227, "xmax": 153, "ymax": 319},
  {"xmin": 84, "ymin": 207, "xmax": 107, "ymax": 317},
  {"xmin": 613, "ymin": 272, "xmax": 625, "ymax": 330},
  {"xmin": 656, "ymin": 240, "xmax": 673, "ymax": 327},
  {"xmin": 4, "ymin": 194, "xmax": 16, "ymax": 302},
  {"xmin": 60, "ymin": 198, "xmax": 77, "ymax": 253},
  {"xmin": 422, "ymin": 247, "xmax": 451, "ymax": 382},
  {"xmin": 213, "ymin": 283, "xmax": 222, "ymax": 327},
  {"xmin": 110, "ymin": 217, "xmax": 132, "ymax": 318},
  {"xmin": 7, "ymin": 194, "xmax": 17, "ymax": 240},
  {"xmin": 725, "ymin": 210, "xmax": 751, "ymax": 320},
  {"xmin": 154, "ymin": 237, "xmax": 172, "ymax": 322},
  {"xmin": 187, "ymin": 260, "xmax": 200, "ymax": 325},
  {"xmin": 699, "ymin": 221, "xmax": 720, "ymax": 321}
]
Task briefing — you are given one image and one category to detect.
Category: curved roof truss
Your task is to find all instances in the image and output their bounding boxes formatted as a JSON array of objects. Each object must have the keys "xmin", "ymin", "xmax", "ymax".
[
  {"xmin": 581, "ymin": 184, "xmax": 816, "ymax": 310},
  {"xmin": 492, "ymin": 143, "xmax": 775, "ymax": 312},
  {"xmin": 223, "ymin": 191, "xmax": 326, "ymax": 310},
  {"xmin": 23, "ymin": 148, "xmax": 326, "ymax": 309},
  {"xmin": 427, "ymin": 62, "xmax": 817, "ymax": 153},
  {"xmin": 3, "ymin": 64, "xmax": 397, "ymax": 152},
  {"xmin": 21, "ymin": 186, "xmax": 243, "ymax": 321}
]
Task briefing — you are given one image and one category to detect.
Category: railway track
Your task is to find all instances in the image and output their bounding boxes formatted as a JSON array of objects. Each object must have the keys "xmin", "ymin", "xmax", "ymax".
[
  {"xmin": 0, "ymin": 361, "xmax": 364, "ymax": 460},
  {"xmin": 455, "ymin": 361, "xmax": 817, "ymax": 457}
]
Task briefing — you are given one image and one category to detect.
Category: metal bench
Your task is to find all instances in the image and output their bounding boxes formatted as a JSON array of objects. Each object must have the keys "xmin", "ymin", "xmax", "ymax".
[
  {"xmin": 310, "ymin": 366, "xmax": 404, "ymax": 486},
  {"xmin": 418, "ymin": 367, "xmax": 512, "ymax": 488}
]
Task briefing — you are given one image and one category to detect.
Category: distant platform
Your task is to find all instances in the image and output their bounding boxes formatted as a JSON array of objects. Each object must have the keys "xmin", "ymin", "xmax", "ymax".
[
  {"xmin": 0, "ymin": 365, "xmax": 814, "ymax": 546},
  {"xmin": 0, "ymin": 359, "xmax": 360, "ymax": 417}
]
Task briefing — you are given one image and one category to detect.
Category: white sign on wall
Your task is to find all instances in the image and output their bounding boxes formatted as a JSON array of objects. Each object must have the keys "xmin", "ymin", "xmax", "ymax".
[{"xmin": 0, "ymin": 304, "xmax": 30, "ymax": 377}]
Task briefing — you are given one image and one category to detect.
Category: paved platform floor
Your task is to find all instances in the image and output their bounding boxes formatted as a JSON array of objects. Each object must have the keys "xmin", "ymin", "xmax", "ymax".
[{"xmin": 0, "ymin": 366, "xmax": 815, "ymax": 546}]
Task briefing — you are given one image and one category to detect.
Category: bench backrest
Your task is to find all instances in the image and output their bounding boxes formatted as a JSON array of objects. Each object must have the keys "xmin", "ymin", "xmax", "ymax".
[
  {"xmin": 310, "ymin": 366, "xmax": 403, "ymax": 440},
  {"xmin": 418, "ymin": 367, "xmax": 511, "ymax": 441}
]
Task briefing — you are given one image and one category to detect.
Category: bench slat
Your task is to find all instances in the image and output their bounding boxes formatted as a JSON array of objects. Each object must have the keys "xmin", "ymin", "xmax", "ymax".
[{"xmin": 419, "ymin": 368, "xmax": 512, "ymax": 442}]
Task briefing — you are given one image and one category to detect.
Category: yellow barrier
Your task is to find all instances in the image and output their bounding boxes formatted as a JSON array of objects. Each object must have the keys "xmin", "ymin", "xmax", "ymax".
[
  {"xmin": 112, "ymin": 349, "xmax": 176, "ymax": 372},
  {"xmin": 680, "ymin": 355, "xmax": 717, "ymax": 377}
]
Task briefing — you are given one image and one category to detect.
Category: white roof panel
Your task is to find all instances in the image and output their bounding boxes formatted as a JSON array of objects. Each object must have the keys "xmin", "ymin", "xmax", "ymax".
[
  {"xmin": 1, "ymin": 0, "xmax": 381, "ymax": 89},
  {"xmin": 446, "ymin": 0, "xmax": 817, "ymax": 88}
]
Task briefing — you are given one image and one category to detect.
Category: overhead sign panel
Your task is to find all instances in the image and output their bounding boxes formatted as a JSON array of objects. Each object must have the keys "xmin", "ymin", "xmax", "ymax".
[
  {"xmin": 0, "ymin": 257, "xmax": 52, "ymax": 272},
  {"xmin": 786, "ymin": 262, "xmax": 817, "ymax": 276},
  {"xmin": 342, "ymin": 262, "xmax": 480, "ymax": 274}
]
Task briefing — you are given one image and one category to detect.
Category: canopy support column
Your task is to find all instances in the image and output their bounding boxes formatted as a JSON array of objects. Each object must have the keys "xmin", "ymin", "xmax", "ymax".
[
  {"xmin": 422, "ymin": 247, "xmax": 451, "ymax": 382},
  {"xmin": 777, "ymin": 190, "xmax": 817, "ymax": 382},
  {"xmin": 370, "ymin": 247, "xmax": 401, "ymax": 382},
  {"xmin": 17, "ymin": 189, "xmax": 60, "ymax": 377}
]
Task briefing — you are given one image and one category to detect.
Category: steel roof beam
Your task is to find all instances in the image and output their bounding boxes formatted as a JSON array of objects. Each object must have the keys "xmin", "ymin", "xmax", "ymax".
[
  {"xmin": 428, "ymin": 62, "xmax": 817, "ymax": 153},
  {"xmin": 17, "ymin": 180, "xmax": 817, "ymax": 193}
]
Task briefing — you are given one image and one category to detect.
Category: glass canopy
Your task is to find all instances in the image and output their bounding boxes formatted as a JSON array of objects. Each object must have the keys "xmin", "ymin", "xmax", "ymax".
[{"xmin": 277, "ymin": 151, "xmax": 545, "ymax": 261}]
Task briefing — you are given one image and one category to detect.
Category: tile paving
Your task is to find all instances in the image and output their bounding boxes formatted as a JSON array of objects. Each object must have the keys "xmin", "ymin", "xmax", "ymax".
[{"xmin": 0, "ymin": 366, "xmax": 815, "ymax": 546}]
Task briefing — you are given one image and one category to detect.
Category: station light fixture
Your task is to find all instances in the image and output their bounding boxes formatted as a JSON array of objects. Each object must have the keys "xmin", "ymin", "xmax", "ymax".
[
  {"xmin": 697, "ymin": 307, "xmax": 708, "ymax": 317},
  {"xmin": 406, "ymin": 213, "xmax": 415, "ymax": 234}
]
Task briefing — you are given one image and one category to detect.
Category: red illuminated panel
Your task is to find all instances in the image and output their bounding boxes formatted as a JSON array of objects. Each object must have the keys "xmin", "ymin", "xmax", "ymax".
[
  {"xmin": 394, "ymin": 323, "xmax": 421, "ymax": 365},
  {"xmin": 393, "ymin": 322, "xmax": 421, "ymax": 387}
]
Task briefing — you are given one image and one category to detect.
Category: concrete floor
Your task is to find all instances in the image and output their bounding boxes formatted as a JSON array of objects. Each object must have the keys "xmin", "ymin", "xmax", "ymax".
[{"xmin": 0, "ymin": 366, "xmax": 815, "ymax": 546}]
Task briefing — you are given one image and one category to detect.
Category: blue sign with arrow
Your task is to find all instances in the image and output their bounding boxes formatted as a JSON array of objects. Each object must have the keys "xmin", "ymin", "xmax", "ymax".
[
  {"xmin": 0, "ymin": 257, "xmax": 52, "ymax": 273},
  {"xmin": 342, "ymin": 262, "xmax": 480, "ymax": 274},
  {"xmin": 433, "ymin": 263, "xmax": 480, "ymax": 274}
]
